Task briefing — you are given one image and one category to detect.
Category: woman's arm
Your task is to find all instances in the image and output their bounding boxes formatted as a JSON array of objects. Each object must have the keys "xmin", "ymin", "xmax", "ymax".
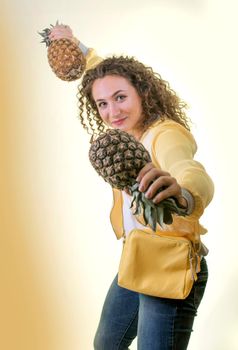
[{"xmin": 151, "ymin": 121, "xmax": 214, "ymax": 219}]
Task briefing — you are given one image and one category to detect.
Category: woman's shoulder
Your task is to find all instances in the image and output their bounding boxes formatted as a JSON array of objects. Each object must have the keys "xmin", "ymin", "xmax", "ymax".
[
  {"xmin": 141, "ymin": 117, "xmax": 197, "ymax": 155},
  {"xmin": 142, "ymin": 117, "xmax": 194, "ymax": 140}
]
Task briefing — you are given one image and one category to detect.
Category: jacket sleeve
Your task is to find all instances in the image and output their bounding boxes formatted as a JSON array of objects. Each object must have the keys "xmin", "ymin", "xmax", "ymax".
[
  {"xmin": 85, "ymin": 48, "xmax": 103, "ymax": 70},
  {"xmin": 151, "ymin": 121, "xmax": 214, "ymax": 219}
]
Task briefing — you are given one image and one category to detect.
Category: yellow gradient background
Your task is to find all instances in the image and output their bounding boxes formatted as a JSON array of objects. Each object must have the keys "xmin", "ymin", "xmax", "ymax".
[{"xmin": 1, "ymin": 1, "xmax": 238, "ymax": 349}]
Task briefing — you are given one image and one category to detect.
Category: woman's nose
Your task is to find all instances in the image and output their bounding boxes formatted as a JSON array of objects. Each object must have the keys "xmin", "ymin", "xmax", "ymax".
[{"xmin": 108, "ymin": 102, "xmax": 120, "ymax": 118}]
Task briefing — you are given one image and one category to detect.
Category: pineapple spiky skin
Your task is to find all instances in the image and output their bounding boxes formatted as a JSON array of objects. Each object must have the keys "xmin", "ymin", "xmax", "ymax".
[
  {"xmin": 39, "ymin": 22, "xmax": 86, "ymax": 81},
  {"xmin": 89, "ymin": 129, "xmax": 151, "ymax": 190},
  {"xmin": 89, "ymin": 129, "xmax": 188, "ymax": 231},
  {"xmin": 47, "ymin": 38, "xmax": 86, "ymax": 81}
]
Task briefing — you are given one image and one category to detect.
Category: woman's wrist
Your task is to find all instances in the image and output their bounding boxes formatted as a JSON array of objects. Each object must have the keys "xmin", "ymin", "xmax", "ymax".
[
  {"xmin": 78, "ymin": 41, "xmax": 89, "ymax": 56},
  {"xmin": 181, "ymin": 188, "xmax": 195, "ymax": 215},
  {"xmin": 71, "ymin": 37, "xmax": 89, "ymax": 56}
]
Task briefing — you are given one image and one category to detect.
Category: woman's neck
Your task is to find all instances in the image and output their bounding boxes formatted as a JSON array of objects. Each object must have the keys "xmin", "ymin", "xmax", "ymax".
[{"xmin": 128, "ymin": 127, "xmax": 145, "ymax": 141}]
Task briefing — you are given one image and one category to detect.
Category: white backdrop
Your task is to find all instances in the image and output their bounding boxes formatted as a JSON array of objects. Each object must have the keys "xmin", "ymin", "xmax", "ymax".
[{"xmin": 1, "ymin": 0, "xmax": 238, "ymax": 349}]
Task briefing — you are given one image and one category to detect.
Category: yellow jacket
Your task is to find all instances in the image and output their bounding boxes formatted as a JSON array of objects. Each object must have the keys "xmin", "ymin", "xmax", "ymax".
[{"xmin": 84, "ymin": 49, "xmax": 214, "ymax": 243}]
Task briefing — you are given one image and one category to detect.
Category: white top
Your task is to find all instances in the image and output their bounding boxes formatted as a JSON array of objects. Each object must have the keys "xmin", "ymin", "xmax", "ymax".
[{"xmin": 122, "ymin": 191, "xmax": 146, "ymax": 236}]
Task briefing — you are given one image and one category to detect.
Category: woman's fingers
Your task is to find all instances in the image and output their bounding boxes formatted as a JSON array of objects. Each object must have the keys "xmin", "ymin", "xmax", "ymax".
[
  {"xmin": 136, "ymin": 163, "xmax": 183, "ymax": 204},
  {"xmin": 49, "ymin": 24, "xmax": 73, "ymax": 40},
  {"xmin": 138, "ymin": 168, "xmax": 161, "ymax": 192},
  {"xmin": 150, "ymin": 181, "xmax": 181, "ymax": 204},
  {"xmin": 136, "ymin": 163, "xmax": 170, "ymax": 192},
  {"xmin": 136, "ymin": 162, "xmax": 154, "ymax": 183},
  {"xmin": 144, "ymin": 176, "xmax": 175, "ymax": 197}
]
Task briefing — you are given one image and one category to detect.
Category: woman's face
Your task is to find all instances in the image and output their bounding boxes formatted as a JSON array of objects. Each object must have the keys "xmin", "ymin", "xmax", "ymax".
[{"xmin": 92, "ymin": 75, "xmax": 144, "ymax": 139}]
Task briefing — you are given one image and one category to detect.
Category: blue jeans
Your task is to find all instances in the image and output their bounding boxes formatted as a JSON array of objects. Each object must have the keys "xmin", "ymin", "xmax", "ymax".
[{"xmin": 94, "ymin": 258, "xmax": 208, "ymax": 350}]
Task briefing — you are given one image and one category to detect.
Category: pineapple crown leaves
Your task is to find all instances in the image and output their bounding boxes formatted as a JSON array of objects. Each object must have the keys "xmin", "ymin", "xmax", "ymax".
[
  {"xmin": 129, "ymin": 182, "xmax": 188, "ymax": 231},
  {"xmin": 38, "ymin": 20, "xmax": 60, "ymax": 47}
]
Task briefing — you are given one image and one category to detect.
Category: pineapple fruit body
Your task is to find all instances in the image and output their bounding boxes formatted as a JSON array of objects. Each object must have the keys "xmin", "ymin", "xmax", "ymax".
[
  {"xmin": 47, "ymin": 38, "xmax": 86, "ymax": 81},
  {"xmin": 89, "ymin": 129, "xmax": 151, "ymax": 190},
  {"xmin": 39, "ymin": 23, "xmax": 86, "ymax": 81}
]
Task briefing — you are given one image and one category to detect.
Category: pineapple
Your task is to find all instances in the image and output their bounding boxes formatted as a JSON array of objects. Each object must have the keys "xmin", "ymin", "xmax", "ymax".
[
  {"xmin": 89, "ymin": 129, "xmax": 187, "ymax": 231},
  {"xmin": 39, "ymin": 21, "xmax": 86, "ymax": 81}
]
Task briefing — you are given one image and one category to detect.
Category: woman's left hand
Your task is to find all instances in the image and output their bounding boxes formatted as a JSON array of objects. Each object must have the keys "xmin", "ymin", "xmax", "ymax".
[{"xmin": 136, "ymin": 162, "xmax": 187, "ymax": 208}]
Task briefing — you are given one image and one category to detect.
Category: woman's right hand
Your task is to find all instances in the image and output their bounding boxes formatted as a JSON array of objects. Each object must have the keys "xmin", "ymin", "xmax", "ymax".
[{"xmin": 49, "ymin": 23, "xmax": 74, "ymax": 41}]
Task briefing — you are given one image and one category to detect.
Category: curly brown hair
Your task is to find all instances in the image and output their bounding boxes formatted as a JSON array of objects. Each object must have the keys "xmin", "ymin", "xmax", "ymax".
[{"xmin": 77, "ymin": 55, "xmax": 191, "ymax": 138}]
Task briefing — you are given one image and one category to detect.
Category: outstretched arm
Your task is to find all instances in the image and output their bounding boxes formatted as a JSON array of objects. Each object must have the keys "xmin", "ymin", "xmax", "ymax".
[{"xmin": 151, "ymin": 121, "xmax": 214, "ymax": 219}]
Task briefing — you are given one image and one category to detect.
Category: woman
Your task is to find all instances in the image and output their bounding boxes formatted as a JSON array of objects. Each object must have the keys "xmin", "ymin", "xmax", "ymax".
[{"xmin": 49, "ymin": 24, "xmax": 214, "ymax": 350}]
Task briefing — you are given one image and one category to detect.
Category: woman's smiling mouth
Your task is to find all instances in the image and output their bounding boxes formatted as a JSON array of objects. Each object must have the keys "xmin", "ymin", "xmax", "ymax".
[{"xmin": 111, "ymin": 117, "xmax": 127, "ymax": 126}]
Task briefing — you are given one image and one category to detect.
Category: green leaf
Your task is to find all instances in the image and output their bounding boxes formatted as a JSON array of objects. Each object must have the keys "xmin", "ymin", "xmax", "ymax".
[
  {"xmin": 141, "ymin": 199, "xmax": 148, "ymax": 225},
  {"xmin": 130, "ymin": 191, "xmax": 137, "ymax": 209},
  {"xmin": 144, "ymin": 204, "xmax": 152, "ymax": 226},
  {"xmin": 163, "ymin": 208, "xmax": 173, "ymax": 224},
  {"xmin": 156, "ymin": 206, "xmax": 165, "ymax": 229},
  {"xmin": 133, "ymin": 192, "xmax": 142, "ymax": 215},
  {"xmin": 149, "ymin": 207, "xmax": 157, "ymax": 231},
  {"xmin": 130, "ymin": 182, "xmax": 139, "ymax": 192},
  {"xmin": 141, "ymin": 193, "xmax": 156, "ymax": 209}
]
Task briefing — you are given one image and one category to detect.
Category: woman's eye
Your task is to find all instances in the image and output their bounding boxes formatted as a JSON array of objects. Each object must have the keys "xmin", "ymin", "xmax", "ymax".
[
  {"xmin": 116, "ymin": 95, "xmax": 126, "ymax": 101},
  {"xmin": 98, "ymin": 101, "xmax": 107, "ymax": 108}
]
